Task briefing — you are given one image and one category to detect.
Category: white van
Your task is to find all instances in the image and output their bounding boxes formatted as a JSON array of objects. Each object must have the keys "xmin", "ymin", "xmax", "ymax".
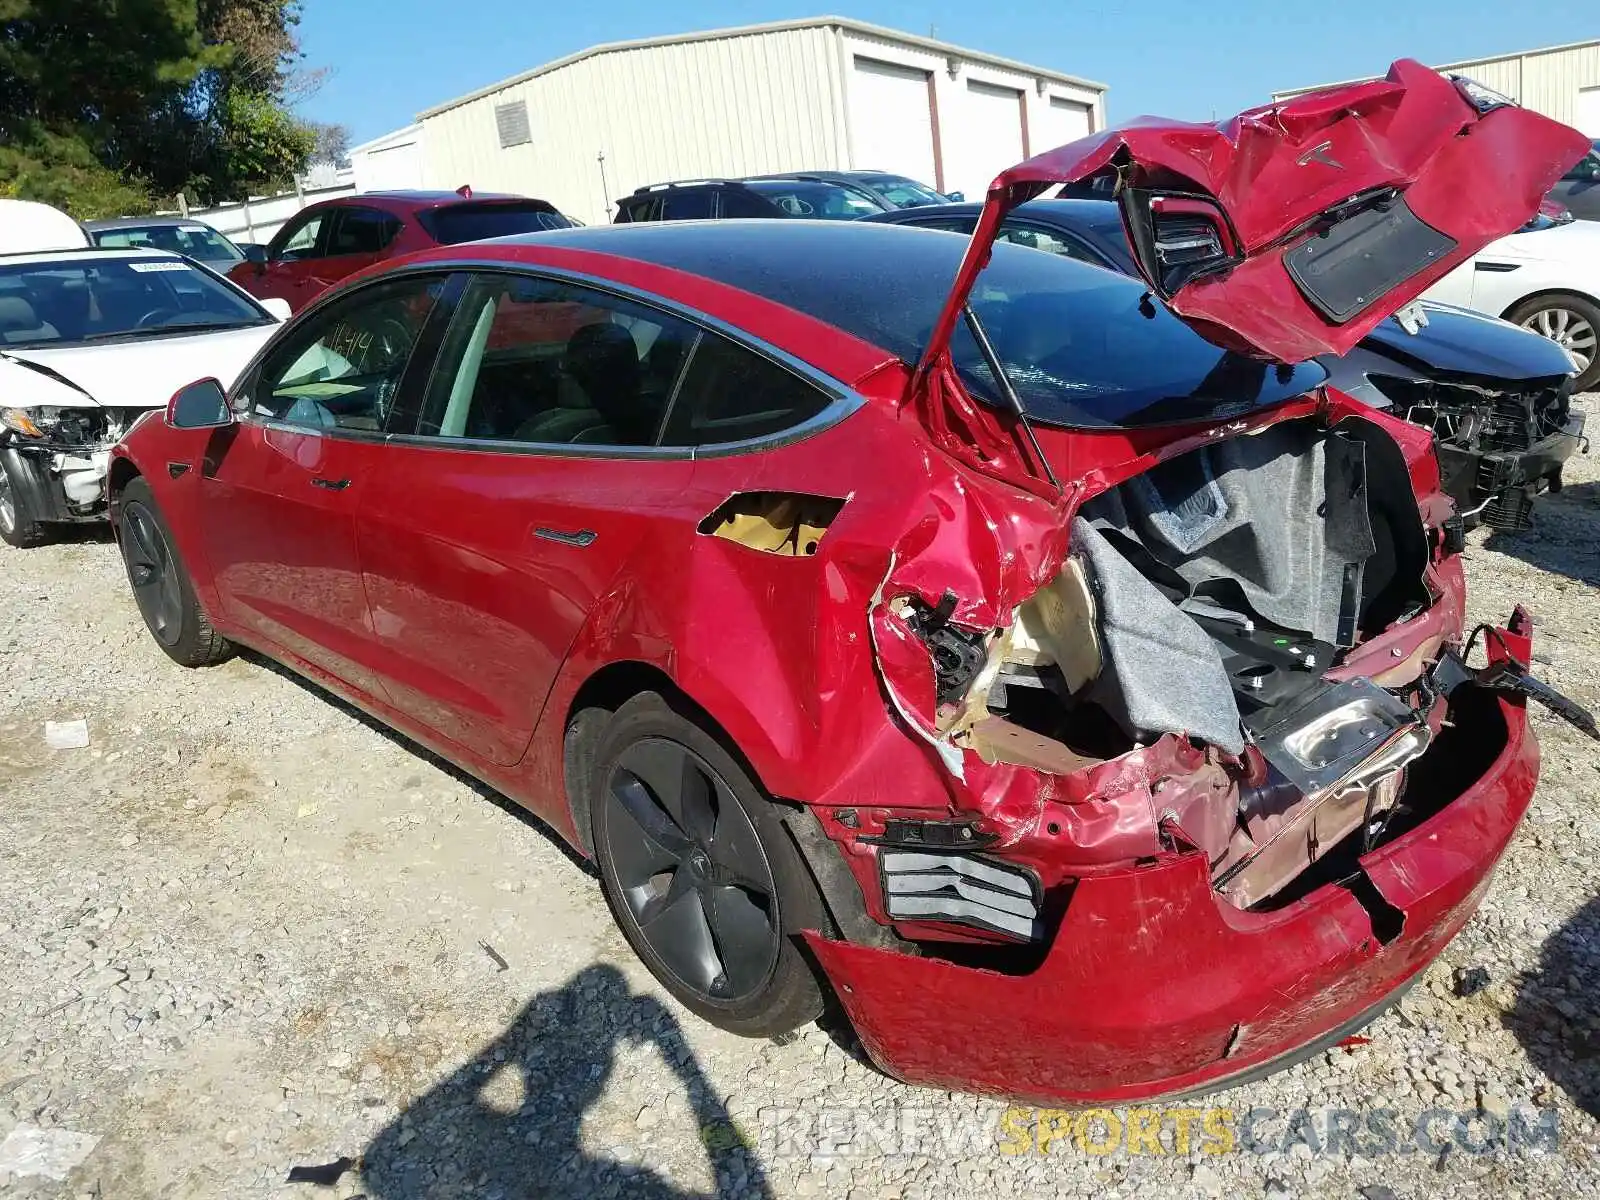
[{"xmin": 0, "ymin": 199, "xmax": 91, "ymax": 254}]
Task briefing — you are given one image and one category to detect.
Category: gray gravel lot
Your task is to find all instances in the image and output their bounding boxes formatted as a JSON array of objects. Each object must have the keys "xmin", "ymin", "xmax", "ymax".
[{"xmin": 2, "ymin": 397, "xmax": 1598, "ymax": 1199}]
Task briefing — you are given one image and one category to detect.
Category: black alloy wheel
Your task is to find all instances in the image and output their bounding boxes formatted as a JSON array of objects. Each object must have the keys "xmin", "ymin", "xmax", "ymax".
[
  {"xmin": 602, "ymin": 737, "xmax": 782, "ymax": 1002},
  {"xmin": 121, "ymin": 499, "xmax": 184, "ymax": 647},
  {"xmin": 115, "ymin": 476, "xmax": 231, "ymax": 667}
]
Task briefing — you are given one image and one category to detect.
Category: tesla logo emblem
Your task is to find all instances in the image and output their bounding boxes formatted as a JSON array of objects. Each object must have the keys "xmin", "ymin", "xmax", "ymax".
[{"xmin": 1297, "ymin": 140, "xmax": 1343, "ymax": 169}]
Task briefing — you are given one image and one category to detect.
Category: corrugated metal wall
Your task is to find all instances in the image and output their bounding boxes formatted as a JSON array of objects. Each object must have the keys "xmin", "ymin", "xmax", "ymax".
[
  {"xmin": 421, "ymin": 26, "xmax": 846, "ymax": 225},
  {"xmin": 840, "ymin": 28, "xmax": 1105, "ymax": 200},
  {"xmin": 1274, "ymin": 42, "xmax": 1600, "ymax": 132},
  {"xmin": 1518, "ymin": 44, "xmax": 1600, "ymax": 128}
]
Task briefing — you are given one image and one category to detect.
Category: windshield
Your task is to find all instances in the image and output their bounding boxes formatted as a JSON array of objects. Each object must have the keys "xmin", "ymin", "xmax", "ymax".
[
  {"xmin": 744, "ymin": 180, "xmax": 884, "ymax": 220},
  {"xmin": 865, "ymin": 175, "xmax": 949, "ymax": 208},
  {"xmin": 421, "ymin": 202, "xmax": 572, "ymax": 245},
  {"xmin": 0, "ymin": 256, "xmax": 268, "ymax": 348},
  {"xmin": 91, "ymin": 223, "xmax": 243, "ymax": 263}
]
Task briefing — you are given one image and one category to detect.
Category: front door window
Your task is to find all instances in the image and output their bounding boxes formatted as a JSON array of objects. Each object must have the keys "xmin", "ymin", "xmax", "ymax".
[{"xmin": 246, "ymin": 275, "xmax": 446, "ymax": 433}]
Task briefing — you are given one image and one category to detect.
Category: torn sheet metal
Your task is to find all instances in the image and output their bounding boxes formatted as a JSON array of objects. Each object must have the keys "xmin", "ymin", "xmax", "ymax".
[{"xmin": 914, "ymin": 59, "xmax": 1591, "ymax": 392}]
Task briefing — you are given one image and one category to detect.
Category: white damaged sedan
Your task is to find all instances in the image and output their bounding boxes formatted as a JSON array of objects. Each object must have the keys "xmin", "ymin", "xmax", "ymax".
[{"xmin": 0, "ymin": 247, "xmax": 289, "ymax": 547}]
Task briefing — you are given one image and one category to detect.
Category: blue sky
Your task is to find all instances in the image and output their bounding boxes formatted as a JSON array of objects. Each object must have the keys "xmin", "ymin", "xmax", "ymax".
[{"xmin": 296, "ymin": 2, "xmax": 1597, "ymax": 146}]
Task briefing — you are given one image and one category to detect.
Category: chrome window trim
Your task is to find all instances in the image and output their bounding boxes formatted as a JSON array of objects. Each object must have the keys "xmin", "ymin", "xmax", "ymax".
[{"xmin": 359, "ymin": 258, "xmax": 869, "ymax": 459}]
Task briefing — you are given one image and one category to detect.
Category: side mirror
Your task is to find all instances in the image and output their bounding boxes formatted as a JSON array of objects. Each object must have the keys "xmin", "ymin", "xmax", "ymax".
[
  {"xmin": 242, "ymin": 244, "xmax": 269, "ymax": 266},
  {"xmin": 166, "ymin": 379, "xmax": 233, "ymax": 430},
  {"xmin": 259, "ymin": 297, "xmax": 293, "ymax": 321},
  {"xmin": 945, "ymin": 191, "xmax": 965, "ymax": 202}
]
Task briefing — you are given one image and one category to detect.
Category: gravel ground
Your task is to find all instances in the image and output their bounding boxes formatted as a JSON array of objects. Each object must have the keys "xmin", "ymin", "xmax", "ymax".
[{"xmin": 2, "ymin": 397, "xmax": 1598, "ymax": 1200}]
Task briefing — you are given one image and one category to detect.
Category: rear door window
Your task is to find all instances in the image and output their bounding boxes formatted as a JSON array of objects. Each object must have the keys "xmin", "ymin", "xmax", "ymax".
[
  {"xmin": 417, "ymin": 272, "xmax": 699, "ymax": 448},
  {"xmin": 326, "ymin": 207, "xmax": 403, "ymax": 256},
  {"xmin": 615, "ymin": 196, "xmax": 660, "ymax": 223},
  {"xmin": 742, "ymin": 180, "xmax": 882, "ymax": 219},
  {"xmin": 718, "ymin": 189, "xmax": 774, "ymax": 219},
  {"xmin": 997, "ymin": 223, "xmax": 1109, "ymax": 266},
  {"xmin": 660, "ymin": 190, "xmax": 716, "ymax": 220}
]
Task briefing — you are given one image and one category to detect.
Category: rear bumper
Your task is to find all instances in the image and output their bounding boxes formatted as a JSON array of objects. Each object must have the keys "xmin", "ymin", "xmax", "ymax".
[{"xmin": 806, "ymin": 691, "xmax": 1537, "ymax": 1105}]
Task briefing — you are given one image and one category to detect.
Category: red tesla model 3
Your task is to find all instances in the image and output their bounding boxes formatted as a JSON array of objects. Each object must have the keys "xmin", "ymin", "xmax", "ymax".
[{"xmin": 107, "ymin": 63, "xmax": 1595, "ymax": 1103}]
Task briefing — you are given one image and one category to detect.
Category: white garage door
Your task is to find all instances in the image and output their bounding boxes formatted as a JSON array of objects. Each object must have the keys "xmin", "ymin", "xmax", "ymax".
[
  {"xmin": 850, "ymin": 58, "xmax": 939, "ymax": 188},
  {"xmin": 1036, "ymin": 96, "xmax": 1094, "ymax": 155},
  {"xmin": 951, "ymin": 80, "xmax": 1026, "ymax": 200},
  {"xmin": 1578, "ymin": 86, "xmax": 1600, "ymax": 138}
]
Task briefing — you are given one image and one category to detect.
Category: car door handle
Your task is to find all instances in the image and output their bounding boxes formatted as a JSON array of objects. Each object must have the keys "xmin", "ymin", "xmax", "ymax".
[
  {"xmin": 311, "ymin": 477, "xmax": 351, "ymax": 491},
  {"xmin": 533, "ymin": 526, "xmax": 596, "ymax": 547}
]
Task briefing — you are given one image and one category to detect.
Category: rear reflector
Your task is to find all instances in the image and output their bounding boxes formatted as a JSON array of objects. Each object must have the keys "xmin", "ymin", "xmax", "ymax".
[{"xmin": 880, "ymin": 851, "xmax": 1040, "ymax": 940}]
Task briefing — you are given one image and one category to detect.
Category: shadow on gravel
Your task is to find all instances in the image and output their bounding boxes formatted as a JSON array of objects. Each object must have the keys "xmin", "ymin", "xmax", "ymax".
[
  {"xmin": 360, "ymin": 963, "xmax": 771, "ymax": 1199},
  {"xmin": 237, "ymin": 647, "xmax": 594, "ymax": 876},
  {"xmin": 1482, "ymin": 480, "xmax": 1600, "ymax": 587},
  {"xmin": 46, "ymin": 524, "xmax": 117, "ymax": 547},
  {"xmin": 1505, "ymin": 893, "xmax": 1600, "ymax": 1118}
]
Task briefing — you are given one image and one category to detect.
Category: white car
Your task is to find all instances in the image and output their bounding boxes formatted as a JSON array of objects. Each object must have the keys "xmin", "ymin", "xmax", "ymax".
[
  {"xmin": 0, "ymin": 247, "xmax": 291, "ymax": 547},
  {"xmin": 1423, "ymin": 209, "xmax": 1600, "ymax": 390},
  {"xmin": 0, "ymin": 198, "xmax": 90, "ymax": 254}
]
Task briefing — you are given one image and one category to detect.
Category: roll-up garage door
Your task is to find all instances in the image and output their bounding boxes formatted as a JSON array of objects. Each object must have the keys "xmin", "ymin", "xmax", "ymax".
[
  {"xmin": 954, "ymin": 80, "xmax": 1026, "ymax": 199},
  {"xmin": 1036, "ymin": 96, "xmax": 1094, "ymax": 155},
  {"xmin": 850, "ymin": 57, "xmax": 939, "ymax": 188}
]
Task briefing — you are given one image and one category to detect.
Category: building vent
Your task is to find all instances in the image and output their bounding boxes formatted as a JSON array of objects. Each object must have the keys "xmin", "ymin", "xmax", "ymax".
[{"xmin": 494, "ymin": 100, "xmax": 532, "ymax": 149}]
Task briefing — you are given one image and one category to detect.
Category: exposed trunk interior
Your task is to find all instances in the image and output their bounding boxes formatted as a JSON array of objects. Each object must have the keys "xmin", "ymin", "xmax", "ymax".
[{"xmin": 945, "ymin": 416, "xmax": 1439, "ymax": 908}]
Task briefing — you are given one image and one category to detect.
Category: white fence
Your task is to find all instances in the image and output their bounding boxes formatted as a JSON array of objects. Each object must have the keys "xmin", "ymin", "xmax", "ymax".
[{"xmin": 159, "ymin": 181, "xmax": 357, "ymax": 247}]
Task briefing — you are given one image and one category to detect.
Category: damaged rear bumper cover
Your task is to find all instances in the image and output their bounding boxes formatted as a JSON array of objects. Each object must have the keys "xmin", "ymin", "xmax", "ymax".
[{"xmin": 806, "ymin": 686, "xmax": 1537, "ymax": 1105}]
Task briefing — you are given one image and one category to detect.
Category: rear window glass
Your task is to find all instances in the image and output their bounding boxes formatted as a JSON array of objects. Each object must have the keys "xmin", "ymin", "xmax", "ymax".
[{"xmin": 422, "ymin": 203, "xmax": 571, "ymax": 245}]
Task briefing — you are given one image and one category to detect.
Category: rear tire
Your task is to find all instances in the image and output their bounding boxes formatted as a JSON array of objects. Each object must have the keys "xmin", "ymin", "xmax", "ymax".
[
  {"xmin": 589, "ymin": 692, "xmax": 827, "ymax": 1037},
  {"xmin": 117, "ymin": 476, "xmax": 232, "ymax": 667},
  {"xmin": 0, "ymin": 455, "xmax": 50, "ymax": 548},
  {"xmin": 1507, "ymin": 292, "xmax": 1600, "ymax": 391}
]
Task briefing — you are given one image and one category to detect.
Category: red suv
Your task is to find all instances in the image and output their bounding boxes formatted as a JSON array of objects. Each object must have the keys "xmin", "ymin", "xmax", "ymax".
[{"xmin": 228, "ymin": 189, "xmax": 571, "ymax": 312}]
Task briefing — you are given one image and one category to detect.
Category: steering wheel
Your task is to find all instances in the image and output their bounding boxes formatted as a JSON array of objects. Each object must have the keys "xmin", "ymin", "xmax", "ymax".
[{"xmin": 136, "ymin": 307, "xmax": 180, "ymax": 328}]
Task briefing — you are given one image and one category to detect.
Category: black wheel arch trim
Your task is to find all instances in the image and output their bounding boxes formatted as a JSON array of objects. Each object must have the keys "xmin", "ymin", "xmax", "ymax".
[{"xmin": 0, "ymin": 446, "xmax": 74, "ymax": 523}]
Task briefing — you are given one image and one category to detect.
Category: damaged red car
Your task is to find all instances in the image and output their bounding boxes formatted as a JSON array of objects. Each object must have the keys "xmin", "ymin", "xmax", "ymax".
[{"xmin": 109, "ymin": 62, "xmax": 1597, "ymax": 1103}]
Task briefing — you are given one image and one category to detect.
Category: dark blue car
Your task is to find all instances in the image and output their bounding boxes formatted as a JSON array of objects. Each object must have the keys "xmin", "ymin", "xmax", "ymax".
[{"xmin": 866, "ymin": 199, "xmax": 1586, "ymax": 531}]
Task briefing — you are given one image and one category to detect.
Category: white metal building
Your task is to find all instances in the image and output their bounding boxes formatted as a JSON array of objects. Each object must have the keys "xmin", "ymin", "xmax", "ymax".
[
  {"xmin": 349, "ymin": 123, "xmax": 429, "ymax": 193},
  {"xmin": 1275, "ymin": 39, "xmax": 1600, "ymax": 135},
  {"xmin": 416, "ymin": 17, "xmax": 1107, "ymax": 225}
]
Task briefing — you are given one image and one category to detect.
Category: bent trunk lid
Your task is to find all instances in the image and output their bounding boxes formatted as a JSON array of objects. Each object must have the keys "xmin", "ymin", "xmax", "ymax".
[{"xmin": 912, "ymin": 60, "xmax": 1589, "ymax": 490}]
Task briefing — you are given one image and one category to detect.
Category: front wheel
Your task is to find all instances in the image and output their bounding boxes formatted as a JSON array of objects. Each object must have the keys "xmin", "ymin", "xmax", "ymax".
[
  {"xmin": 117, "ymin": 476, "xmax": 233, "ymax": 667},
  {"xmin": 1508, "ymin": 292, "xmax": 1600, "ymax": 391},
  {"xmin": 589, "ymin": 693, "xmax": 827, "ymax": 1037},
  {"xmin": 0, "ymin": 454, "xmax": 50, "ymax": 548}
]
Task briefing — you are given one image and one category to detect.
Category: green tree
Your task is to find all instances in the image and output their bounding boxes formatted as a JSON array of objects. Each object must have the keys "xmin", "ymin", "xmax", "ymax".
[{"xmin": 0, "ymin": 0, "xmax": 320, "ymax": 216}]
